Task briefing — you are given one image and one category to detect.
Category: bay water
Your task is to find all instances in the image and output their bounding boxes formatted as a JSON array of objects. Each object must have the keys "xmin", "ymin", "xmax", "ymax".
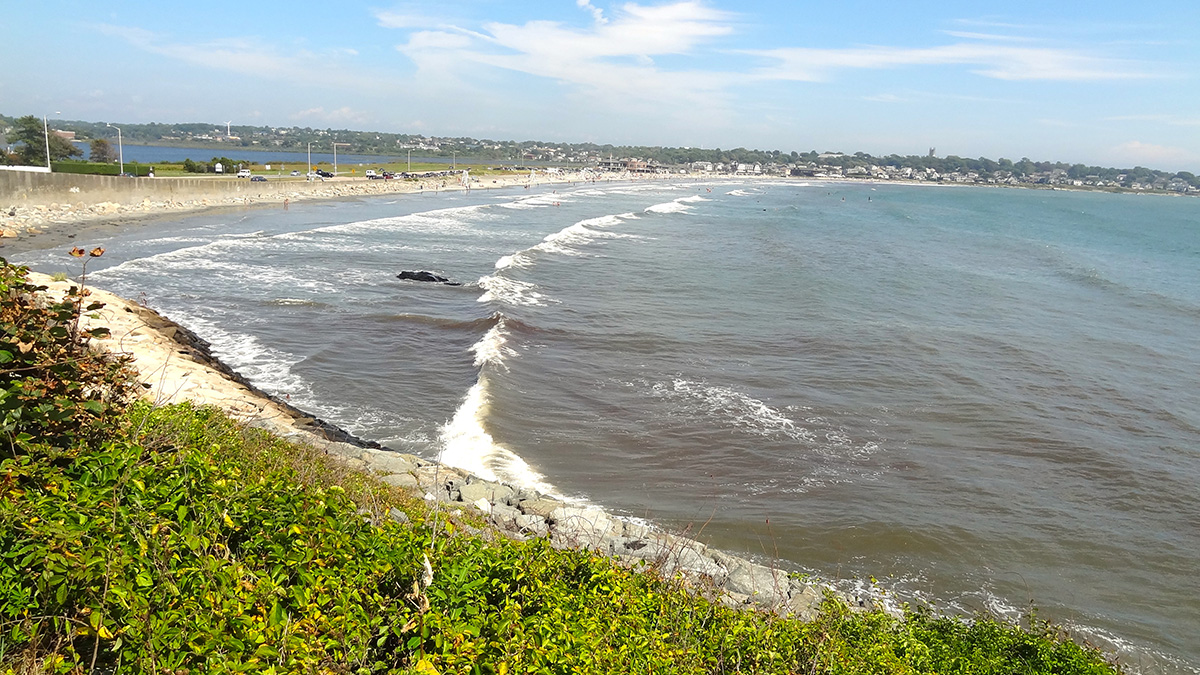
[{"xmin": 16, "ymin": 180, "xmax": 1199, "ymax": 672}]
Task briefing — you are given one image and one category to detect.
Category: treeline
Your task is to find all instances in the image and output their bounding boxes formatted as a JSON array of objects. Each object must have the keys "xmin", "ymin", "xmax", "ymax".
[{"xmin": 4, "ymin": 114, "xmax": 1196, "ymax": 187}]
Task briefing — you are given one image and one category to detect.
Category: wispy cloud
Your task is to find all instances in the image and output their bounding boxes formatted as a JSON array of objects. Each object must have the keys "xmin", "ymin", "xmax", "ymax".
[
  {"xmin": 389, "ymin": 1, "xmax": 738, "ymax": 110},
  {"xmin": 291, "ymin": 106, "xmax": 369, "ymax": 124},
  {"xmin": 577, "ymin": 0, "xmax": 608, "ymax": 25},
  {"xmin": 1110, "ymin": 140, "xmax": 1195, "ymax": 167},
  {"xmin": 93, "ymin": 23, "xmax": 385, "ymax": 91},
  {"xmin": 941, "ymin": 31, "xmax": 1035, "ymax": 42},
  {"xmin": 1104, "ymin": 114, "xmax": 1200, "ymax": 127},
  {"xmin": 746, "ymin": 42, "xmax": 1163, "ymax": 82}
]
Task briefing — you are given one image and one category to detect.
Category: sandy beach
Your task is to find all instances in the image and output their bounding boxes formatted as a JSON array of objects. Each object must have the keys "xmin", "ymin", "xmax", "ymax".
[{"xmin": 0, "ymin": 169, "xmax": 644, "ymax": 255}]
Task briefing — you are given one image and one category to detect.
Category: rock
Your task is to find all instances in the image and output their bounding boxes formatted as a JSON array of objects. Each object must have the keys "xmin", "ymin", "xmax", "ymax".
[
  {"xmin": 721, "ymin": 591, "xmax": 751, "ymax": 609},
  {"xmin": 458, "ymin": 480, "xmax": 515, "ymax": 506},
  {"xmin": 711, "ymin": 551, "xmax": 790, "ymax": 607},
  {"xmin": 370, "ymin": 452, "xmax": 418, "ymax": 474},
  {"xmin": 396, "ymin": 270, "xmax": 462, "ymax": 286},
  {"xmin": 388, "ymin": 508, "xmax": 410, "ymax": 524},
  {"xmin": 786, "ymin": 584, "xmax": 823, "ymax": 621},
  {"xmin": 381, "ymin": 473, "xmax": 418, "ymax": 489},
  {"xmin": 0, "ymin": 229, "xmax": 17, "ymax": 238},
  {"xmin": 548, "ymin": 506, "xmax": 622, "ymax": 546},
  {"xmin": 515, "ymin": 513, "xmax": 549, "ymax": 537},
  {"xmin": 472, "ymin": 497, "xmax": 493, "ymax": 514},
  {"xmin": 489, "ymin": 503, "xmax": 522, "ymax": 528},
  {"xmin": 518, "ymin": 498, "xmax": 561, "ymax": 519}
]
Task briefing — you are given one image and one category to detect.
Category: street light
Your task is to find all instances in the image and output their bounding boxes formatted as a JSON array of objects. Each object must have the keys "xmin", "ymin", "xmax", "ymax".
[
  {"xmin": 332, "ymin": 142, "xmax": 349, "ymax": 177},
  {"xmin": 307, "ymin": 142, "xmax": 312, "ymax": 181},
  {"xmin": 43, "ymin": 111, "xmax": 60, "ymax": 169},
  {"xmin": 407, "ymin": 148, "xmax": 411, "ymax": 171},
  {"xmin": 452, "ymin": 150, "xmax": 456, "ymax": 169},
  {"xmin": 106, "ymin": 123, "xmax": 124, "ymax": 176}
]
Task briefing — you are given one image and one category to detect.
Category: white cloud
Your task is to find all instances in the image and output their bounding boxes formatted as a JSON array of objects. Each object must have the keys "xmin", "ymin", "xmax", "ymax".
[
  {"xmin": 374, "ymin": 10, "xmax": 440, "ymax": 29},
  {"xmin": 1110, "ymin": 140, "xmax": 1195, "ymax": 167},
  {"xmin": 291, "ymin": 106, "xmax": 369, "ymax": 125},
  {"xmin": 391, "ymin": 1, "xmax": 737, "ymax": 110},
  {"xmin": 746, "ymin": 42, "xmax": 1162, "ymax": 82},
  {"xmin": 1105, "ymin": 114, "xmax": 1200, "ymax": 127},
  {"xmin": 941, "ymin": 31, "xmax": 1035, "ymax": 42},
  {"xmin": 577, "ymin": 0, "xmax": 607, "ymax": 25},
  {"xmin": 93, "ymin": 23, "xmax": 385, "ymax": 92}
]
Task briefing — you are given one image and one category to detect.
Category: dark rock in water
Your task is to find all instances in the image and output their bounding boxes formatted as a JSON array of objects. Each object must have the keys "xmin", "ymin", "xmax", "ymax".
[{"xmin": 397, "ymin": 270, "xmax": 462, "ymax": 286}]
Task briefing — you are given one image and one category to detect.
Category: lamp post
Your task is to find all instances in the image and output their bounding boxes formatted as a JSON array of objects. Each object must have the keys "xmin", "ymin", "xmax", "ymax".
[
  {"xmin": 452, "ymin": 150, "xmax": 456, "ymax": 170},
  {"xmin": 407, "ymin": 148, "xmax": 411, "ymax": 171},
  {"xmin": 332, "ymin": 142, "xmax": 349, "ymax": 177},
  {"xmin": 43, "ymin": 111, "xmax": 60, "ymax": 169},
  {"xmin": 307, "ymin": 142, "xmax": 312, "ymax": 181},
  {"xmin": 106, "ymin": 123, "xmax": 124, "ymax": 176}
]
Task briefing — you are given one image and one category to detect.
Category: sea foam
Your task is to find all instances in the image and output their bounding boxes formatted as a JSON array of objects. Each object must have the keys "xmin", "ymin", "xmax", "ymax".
[{"xmin": 438, "ymin": 379, "xmax": 572, "ymax": 500}]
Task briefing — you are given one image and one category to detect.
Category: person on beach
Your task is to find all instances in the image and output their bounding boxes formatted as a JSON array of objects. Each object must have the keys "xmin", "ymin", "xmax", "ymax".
[{"xmin": 284, "ymin": 198, "xmax": 289, "ymax": 210}]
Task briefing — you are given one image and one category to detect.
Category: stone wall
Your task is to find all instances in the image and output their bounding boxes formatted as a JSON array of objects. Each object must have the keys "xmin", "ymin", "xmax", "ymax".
[{"xmin": 0, "ymin": 170, "xmax": 328, "ymax": 208}]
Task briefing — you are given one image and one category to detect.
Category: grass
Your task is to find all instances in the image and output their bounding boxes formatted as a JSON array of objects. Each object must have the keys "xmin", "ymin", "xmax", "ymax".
[
  {"xmin": 0, "ymin": 259, "xmax": 1125, "ymax": 674},
  {"xmin": 124, "ymin": 161, "xmax": 523, "ymax": 179}
]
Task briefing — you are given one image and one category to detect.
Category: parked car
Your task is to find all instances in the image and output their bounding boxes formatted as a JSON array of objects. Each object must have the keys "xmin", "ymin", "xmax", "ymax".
[
  {"xmin": 236, "ymin": 168, "xmax": 252, "ymax": 178},
  {"xmin": 381, "ymin": 171, "xmax": 395, "ymax": 180},
  {"xmin": 250, "ymin": 175, "xmax": 267, "ymax": 182},
  {"xmin": 315, "ymin": 169, "xmax": 333, "ymax": 178},
  {"xmin": 365, "ymin": 169, "xmax": 377, "ymax": 178},
  {"xmin": 290, "ymin": 170, "xmax": 300, "ymax": 176}
]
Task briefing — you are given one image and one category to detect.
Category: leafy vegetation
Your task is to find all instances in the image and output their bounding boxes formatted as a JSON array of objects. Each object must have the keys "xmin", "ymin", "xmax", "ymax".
[
  {"xmin": 0, "ymin": 259, "xmax": 1123, "ymax": 674},
  {"xmin": 1, "ymin": 116, "xmax": 82, "ymax": 167}
]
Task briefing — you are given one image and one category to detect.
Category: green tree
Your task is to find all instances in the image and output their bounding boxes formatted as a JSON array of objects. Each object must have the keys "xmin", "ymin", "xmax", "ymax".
[
  {"xmin": 89, "ymin": 138, "xmax": 116, "ymax": 163},
  {"xmin": 7, "ymin": 115, "xmax": 82, "ymax": 166}
]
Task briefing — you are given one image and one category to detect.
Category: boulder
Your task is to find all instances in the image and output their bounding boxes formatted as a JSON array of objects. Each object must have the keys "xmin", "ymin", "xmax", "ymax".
[
  {"xmin": 548, "ymin": 506, "xmax": 622, "ymax": 546},
  {"xmin": 396, "ymin": 270, "xmax": 462, "ymax": 285},
  {"xmin": 458, "ymin": 480, "xmax": 515, "ymax": 506},
  {"xmin": 515, "ymin": 513, "xmax": 549, "ymax": 537},
  {"xmin": 518, "ymin": 498, "xmax": 561, "ymax": 519},
  {"xmin": 711, "ymin": 551, "xmax": 790, "ymax": 607},
  {"xmin": 381, "ymin": 473, "xmax": 418, "ymax": 489}
]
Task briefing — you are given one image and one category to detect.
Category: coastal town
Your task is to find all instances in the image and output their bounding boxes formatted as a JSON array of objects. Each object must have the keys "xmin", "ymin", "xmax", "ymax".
[{"xmin": 5, "ymin": 116, "xmax": 1198, "ymax": 195}]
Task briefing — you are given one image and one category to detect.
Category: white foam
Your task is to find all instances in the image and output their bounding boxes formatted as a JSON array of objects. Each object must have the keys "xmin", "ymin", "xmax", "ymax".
[
  {"xmin": 677, "ymin": 195, "xmax": 711, "ymax": 203},
  {"xmin": 655, "ymin": 379, "xmax": 815, "ymax": 442},
  {"xmin": 470, "ymin": 319, "xmax": 517, "ymax": 369},
  {"xmin": 476, "ymin": 275, "xmax": 555, "ymax": 307},
  {"xmin": 644, "ymin": 200, "xmax": 693, "ymax": 214},
  {"xmin": 160, "ymin": 312, "xmax": 309, "ymax": 398},
  {"xmin": 438, "ymin": 380, "xmax": 570, "ymax": 499}
]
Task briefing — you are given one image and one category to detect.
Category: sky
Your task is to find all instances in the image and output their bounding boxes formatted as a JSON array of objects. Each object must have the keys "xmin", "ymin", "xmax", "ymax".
[{"xmin": 5, "ymin": 1, "xmax": 1199, "ymax": 171}]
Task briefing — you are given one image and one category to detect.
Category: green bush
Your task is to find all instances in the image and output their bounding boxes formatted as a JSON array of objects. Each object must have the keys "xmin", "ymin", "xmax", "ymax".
[
  {"xmin": 49, "ymin": 161, "xmax": 153, "ymax": 177},
  {"xmin": 0, "ymin": 259, "xmax": 135, "ymax": 458}
]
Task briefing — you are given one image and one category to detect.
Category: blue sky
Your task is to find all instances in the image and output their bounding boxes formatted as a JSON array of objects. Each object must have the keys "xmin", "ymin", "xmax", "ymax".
[{"xmin": 5, "ymin": 1, "xmax": 1199, "ymax": 171}]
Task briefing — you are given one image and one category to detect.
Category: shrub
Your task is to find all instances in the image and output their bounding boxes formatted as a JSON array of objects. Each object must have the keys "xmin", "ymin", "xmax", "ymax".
[{"xmin": 0, "ymin": 258, "xmax": 136, "ymax": 458}]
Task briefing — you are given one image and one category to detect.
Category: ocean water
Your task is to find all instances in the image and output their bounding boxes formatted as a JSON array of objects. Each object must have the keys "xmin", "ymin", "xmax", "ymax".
[{"xmin": 16, "ymin": 180, "xmax": 1200, "ymax": 672}]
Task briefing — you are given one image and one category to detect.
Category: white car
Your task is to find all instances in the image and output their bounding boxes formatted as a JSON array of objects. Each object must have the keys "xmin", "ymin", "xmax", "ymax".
[
  {"xmin": 365, "ymin": 169, "xmax": 377, "ymax": 177},
  {"xmin": 236, "ymin": 168, "xmax": 252, "ymax": 178}
]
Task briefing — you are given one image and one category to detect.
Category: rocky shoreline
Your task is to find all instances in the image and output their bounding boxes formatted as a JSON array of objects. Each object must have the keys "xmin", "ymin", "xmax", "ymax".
[{"xmin": 30, "ymin": 271, "xmax": 853, "ymax": 621}]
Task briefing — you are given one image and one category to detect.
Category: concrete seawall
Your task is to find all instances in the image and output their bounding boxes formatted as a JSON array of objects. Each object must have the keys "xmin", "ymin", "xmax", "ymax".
[{"xmin": 1, "ymin": 170, "xmax": 331, "ymax": 208}]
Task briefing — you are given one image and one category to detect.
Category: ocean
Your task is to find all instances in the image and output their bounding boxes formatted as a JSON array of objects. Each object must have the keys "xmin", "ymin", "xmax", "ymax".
[{"xmin": 15, "ymin": 179, "xmax": 1200, "ymax": 672}]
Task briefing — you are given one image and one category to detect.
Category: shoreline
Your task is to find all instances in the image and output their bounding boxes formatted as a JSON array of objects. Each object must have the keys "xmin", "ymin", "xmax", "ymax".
[
  {"xmin": 27, "ymin": 268, "xmax": 842, "ymax": 618},
  {"xmin": 6, "ymin": 171, "xmax": 1181, "ymax": 257},
  {"xmin": 0, "ymin": 169, "xmax": 709, "ymax": 254}
]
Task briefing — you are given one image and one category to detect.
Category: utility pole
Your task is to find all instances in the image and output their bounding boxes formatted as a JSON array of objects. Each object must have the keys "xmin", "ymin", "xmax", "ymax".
[
  {"xmin": 332, "ymin": 142, "xmax": 349, "ymax": 177},
  {"xmin": 106, "ymin": 122, "xmax": 124, "ymax": 176}
]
